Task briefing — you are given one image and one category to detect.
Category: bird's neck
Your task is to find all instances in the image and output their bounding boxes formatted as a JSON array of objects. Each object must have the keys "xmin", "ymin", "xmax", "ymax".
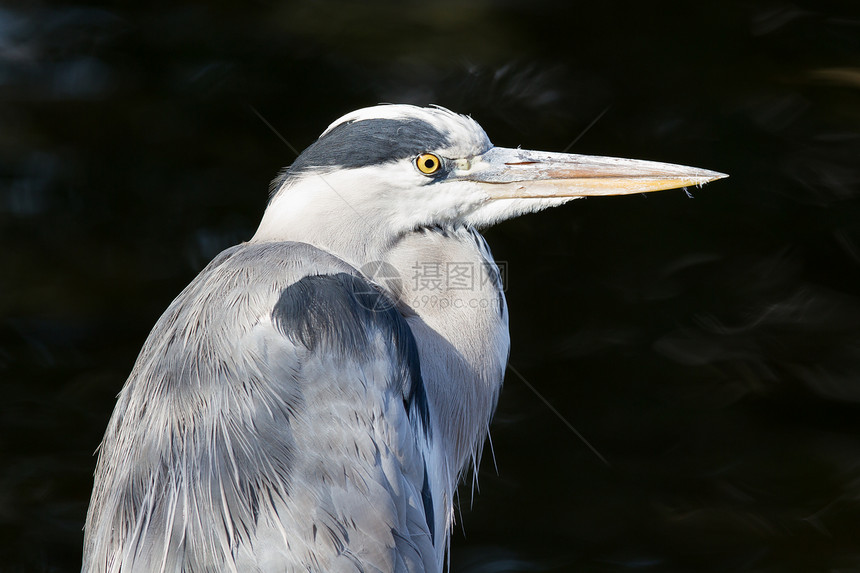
[
  {"xmin": 380, "ymin": 228, "xmax": 509, "ymax": 491},
  {"xmin": 254, "ymin": 189, "xmax": 509, "ymax": 500},
  {"xmin": 251, "ymin": 197, "xmax": 396, "ymax": 266}
]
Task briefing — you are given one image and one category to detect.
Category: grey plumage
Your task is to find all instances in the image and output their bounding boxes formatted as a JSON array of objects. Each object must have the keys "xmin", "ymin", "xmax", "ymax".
[
  {"xmin": 83, "ymin": 104, "xmax": 725, "ymax": 572},
  {"xmin": 85, "ymin": 242, "xmax": 448, "ymax": 571}
]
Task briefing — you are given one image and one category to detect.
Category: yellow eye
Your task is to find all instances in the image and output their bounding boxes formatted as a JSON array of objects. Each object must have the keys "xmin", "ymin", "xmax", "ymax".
[{"xmin": 416, "ymin": 153, "xmax": 442, "ymax": 175}]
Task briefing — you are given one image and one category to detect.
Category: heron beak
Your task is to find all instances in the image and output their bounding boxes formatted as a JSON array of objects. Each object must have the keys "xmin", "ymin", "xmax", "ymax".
[{"xmin": 462, "ymin": 147, "xmax": 727, "ymax": 198}]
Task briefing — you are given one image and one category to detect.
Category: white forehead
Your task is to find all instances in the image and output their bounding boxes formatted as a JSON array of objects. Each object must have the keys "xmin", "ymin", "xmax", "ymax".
[{"xmin": 322, "ymin": 104, "xmax": 492, "ymax": 157}]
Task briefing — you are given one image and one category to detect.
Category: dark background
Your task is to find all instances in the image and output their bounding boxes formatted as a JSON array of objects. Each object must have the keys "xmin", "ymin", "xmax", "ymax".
[{"xmin": 2, "ymin": 0, "xmax": 860, "ymax": 571}]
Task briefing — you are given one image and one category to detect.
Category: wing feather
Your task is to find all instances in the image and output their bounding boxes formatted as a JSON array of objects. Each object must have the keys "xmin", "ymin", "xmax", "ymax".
[{"xmin": 83, "ymin": 242, "xmax": 438, "ymax": 572}]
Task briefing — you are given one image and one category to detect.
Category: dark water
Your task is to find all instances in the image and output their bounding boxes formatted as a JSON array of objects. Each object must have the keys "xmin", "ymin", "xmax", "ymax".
[{"xmin": 2, "ymin": 0, "xmax": 859, "ymax": 571}]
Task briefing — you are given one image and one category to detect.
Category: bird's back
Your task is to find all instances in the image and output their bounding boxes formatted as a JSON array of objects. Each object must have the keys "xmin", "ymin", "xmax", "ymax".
[{"xmin": 83, "ymin": 241, "xmax": 437, "ymax": 572}]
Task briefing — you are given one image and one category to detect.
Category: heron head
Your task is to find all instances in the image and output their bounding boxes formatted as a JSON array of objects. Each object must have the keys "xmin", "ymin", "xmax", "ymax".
[{"xmin": 253, "ymin": 105, "xmax": 726, "ymax": 255}]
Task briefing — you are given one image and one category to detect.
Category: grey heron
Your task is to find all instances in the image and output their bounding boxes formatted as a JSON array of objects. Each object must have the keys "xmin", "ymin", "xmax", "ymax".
[{"xmin": 83, "ymin": 104, "xmax": 726, "ymax": 572}]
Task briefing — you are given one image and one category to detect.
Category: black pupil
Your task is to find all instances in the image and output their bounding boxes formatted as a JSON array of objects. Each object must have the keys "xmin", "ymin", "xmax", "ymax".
[{"xmin": 423, "ymin": 158, "xmax": 435, "ymax": 169}]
